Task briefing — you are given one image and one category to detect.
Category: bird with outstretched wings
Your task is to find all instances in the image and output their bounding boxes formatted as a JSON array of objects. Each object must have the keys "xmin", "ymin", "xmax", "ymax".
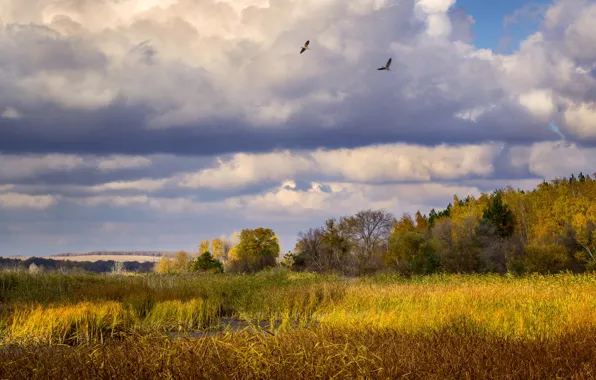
[
  {"xmin": 377, "ymin": 57, "xmax": 392, "ymax": 70},
  {"xmin": 300, "ymin": 40, "xmax": 310, "ymax": 54}
]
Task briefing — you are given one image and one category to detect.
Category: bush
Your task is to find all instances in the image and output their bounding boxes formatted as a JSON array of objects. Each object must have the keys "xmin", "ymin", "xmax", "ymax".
[
  {"xmin": 523, "ymin": 244, "xmax": 568, "ymax": 274},
  {"xmin": 385, "ymin": 231, "xmax": 440, "ymax": 276},
  {"xmin": 191, "ymin": 252, "xmax": 224, "ymax": 274}
]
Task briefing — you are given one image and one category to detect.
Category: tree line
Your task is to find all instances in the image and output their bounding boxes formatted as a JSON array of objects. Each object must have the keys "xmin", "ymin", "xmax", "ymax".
[
  {"xmin": 162, "ymin": 172, "xmax": 596, "ymax": 277},
  {"xmin": 0, "ymin": 256, "xmax": 155, "ymax": 274},
  {"xmin": 289, "ymin": 172, "xmax": 596, "ymax": 276}
]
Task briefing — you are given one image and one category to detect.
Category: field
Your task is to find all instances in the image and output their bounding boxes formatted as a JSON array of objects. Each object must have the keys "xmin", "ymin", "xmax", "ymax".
[
  {"xmin": 7, "ymin": 253, "xmax": 168, "ymax": 263},
  {"xmin": 48, "ymin": 255, "xmax": 160, "ymax": 263},
  {"xmin": 2, "ymin": 270, "xmax": 596, "ymax": 378}
]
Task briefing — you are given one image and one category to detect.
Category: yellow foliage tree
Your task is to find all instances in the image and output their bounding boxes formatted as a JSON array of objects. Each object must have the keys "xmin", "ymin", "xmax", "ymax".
[
  {"xmin": 414, "ymin": 211, "xmax": 429, "ymax": 233},
  {"xmin": 199, "ymin": 240, "xmax": 210, "ymax": 255},
  {"xmin": 211, "ymin": 238, "xmax": 225, "ymax": 261},
  {"xmin": 154, "ymin": 257, "xmax": 172, "ymax": 274},
  {"xmin": 173, "ymin": 251, "xmax": 190, "ymax": 272},
  {"xmin": 393, "ymin": 214, "xmax": 416, "ymax": 234}
]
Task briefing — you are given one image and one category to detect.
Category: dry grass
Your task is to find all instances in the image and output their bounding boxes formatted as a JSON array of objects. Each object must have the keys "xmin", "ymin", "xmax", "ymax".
[
  {"xmin": 2, "ymin": 326, "xmax": 596, "ymax": 379},
  {"xmin": 3, "ymin": 271, "xmax": 596, "ymax": 377}
]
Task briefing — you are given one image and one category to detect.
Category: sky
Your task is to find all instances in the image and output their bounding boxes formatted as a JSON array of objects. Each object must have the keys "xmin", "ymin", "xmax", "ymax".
[
  {"xmin": 455, "ymin": 0, "xmax": 550, "ymax": 51},
  {"xmin": 1, "ymin": 0, "xmax": 596, "ymax": 257}
]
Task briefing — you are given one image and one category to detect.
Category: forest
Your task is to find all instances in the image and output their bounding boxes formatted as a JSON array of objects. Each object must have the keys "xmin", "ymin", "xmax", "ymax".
[{"xmin": 155, "ymin": 172, "xmax": 596, "ymax": 278}]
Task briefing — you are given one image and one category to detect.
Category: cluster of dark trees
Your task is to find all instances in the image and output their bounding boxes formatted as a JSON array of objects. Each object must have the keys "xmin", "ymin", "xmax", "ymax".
[
  {"xmin": 0, "ymin": 256, "xmax": 155, "ymax": 274},
  {"xmin": 284, "ymin": 173, "xmax": 596, "ymax": 276}
]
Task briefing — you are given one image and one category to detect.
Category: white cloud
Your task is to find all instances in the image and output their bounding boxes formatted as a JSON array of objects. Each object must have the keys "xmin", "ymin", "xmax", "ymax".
[
  {"xmin": 509, "ymin": 141, "xmax": 596, "ymax": 179},
  {"xmin": 0, "ymin": 193, "xmax": 57, "ymax": 209},
  {"xmin": 178, "ymin": 143, "xmax": 499, "ymax": 189},
  {"xmin": 518, "ymin": 89, "xmax": 555, "ymax": 122},
  {"xmin": 178, "ymin": 151, "xmax": 313, "ymax": 189},
  {"xmin": 0, "ymin": 154, "xmax": 153, "ymax": 180},
  {"xmin": 223, "ymin": 180, "xmax": 483, "ymax": 221},
  {"xmin": 311, "ymin": 143, "xmax": 498, "ymax": 181},
  {"xmin": 563, "ymin": 102, "xmax": 596, "ymax": 138},
  {"xmin": 90, "ymin": 178, "xmax": 168, "ymax": 192},
  {"xmin": 58, "ymin": 179, "xmax": 485, "ymax": 221}
]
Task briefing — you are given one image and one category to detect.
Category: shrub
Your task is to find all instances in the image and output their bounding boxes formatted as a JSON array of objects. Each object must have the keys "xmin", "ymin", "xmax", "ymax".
[
  {"xmin": 191, "ymin": 252, "xmax": 224, "ymax": 274},
  {"xmin": 523, "ymin": 244, "xmax": 568, "ymax": 274}
]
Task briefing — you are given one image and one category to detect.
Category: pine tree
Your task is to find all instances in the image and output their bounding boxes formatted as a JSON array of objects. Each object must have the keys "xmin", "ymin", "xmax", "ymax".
[{"xmin": 481, "ymin": 190, "xmax": 515, "ymax": 238}]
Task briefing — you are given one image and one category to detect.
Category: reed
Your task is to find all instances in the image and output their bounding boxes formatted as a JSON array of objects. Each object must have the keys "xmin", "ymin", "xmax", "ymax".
[
  {"xmin": 3, "ymin": 326, "xmax": 596, "ymax": 379},
  {"xmin": 3, "ymin": 270, "xmax": 596, "ymax": 344}
]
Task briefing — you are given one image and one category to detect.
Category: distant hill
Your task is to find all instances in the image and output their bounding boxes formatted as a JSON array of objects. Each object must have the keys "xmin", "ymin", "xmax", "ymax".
[{"xmin": 50, "ymin": 251, "xmax": 179, "ymax": 258}]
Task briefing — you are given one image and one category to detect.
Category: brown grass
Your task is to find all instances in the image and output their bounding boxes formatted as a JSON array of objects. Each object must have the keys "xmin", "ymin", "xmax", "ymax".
[{"xmin": 2, "ymin": 326, "xmax": 596, "ymax": 379}]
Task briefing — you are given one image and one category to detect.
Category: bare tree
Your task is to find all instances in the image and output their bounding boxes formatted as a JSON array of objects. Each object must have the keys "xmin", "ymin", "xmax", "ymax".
[
  {"xmin": 343, "ymin": 209, "xmax": 395, "ymax": 274},
  {"xmin": 111, "ymin": 261, "xmax": 125, "ymax": 275},
  {"xmin": 295, "ymin": 219, "xmax": 353, "ymax": 274}
]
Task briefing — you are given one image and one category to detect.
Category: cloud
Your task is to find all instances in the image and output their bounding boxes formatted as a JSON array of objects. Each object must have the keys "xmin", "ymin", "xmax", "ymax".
[
  {"xmin": 2, "ymin": 0, "xmax": 596, "ymax": 256},
  {"xmin": 509, "ymin": 141, "xmax": 596, "ymax": 179},
  {"xmin": 89, "ymin": 178, "xmax": 169, "ymax": 192},
  {"xmin": 96, "ymin": 156, "xmax": 152, "ymax": 171},
  {"xmin": 178, "ymin": 142, "xmax": 501, "ymax": 189},
  {"xmin": 0, "ymin": 0, "xmax": 594, "ymax": 158},
  {"xmin": 60, "ymin": 179, "xmax": 490, "ymax": 222},
  {"xmin": 0, "ymin": 192, "xmax": 57, "ymax": 209},
  {"xmin": 0, "ymin": 153, "xmax": 152, "ymax": 180},
  {"xmin": 2, "ymin": 107, "xmax": 21, "ymax": 119}
]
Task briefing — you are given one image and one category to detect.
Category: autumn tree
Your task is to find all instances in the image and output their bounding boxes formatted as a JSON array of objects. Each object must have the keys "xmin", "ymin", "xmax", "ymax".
[
  {"xmin": 432, "ymin": 216, "xmax": 484, "ymax": 273},
  {"xmin": 199, "ymin": 240, "xmax": 210, "ymax": 255},
  {"xmin": 385, "ymin": 213, "xmax": 439, "ymax": 276},
  {"xmin": 155, "ymin": 251, "xmax": 192, "ymax": 274},
  {"xmin": 210, "ymin": 233, "xmax": 240, "ymax": 264},
  {"xmin": 211, "ymin": 238, "xmax": 225, "ymax": 261},
  {"xmin": 414, "ymin": 211, "xmax": 430, "ymax": 232},
  {"xmin": 289, "ymin": 172, "xmax": 596, "ymax": 276},
  {"xmin": 154, "ymin": 257, "xmax": 172, "ymax": 274},
  {"xmin": 522, "ymin": 244, "xmax": 568, "ymax": 274},
  {"xmin": 227, "ymin": 228, "xmax": 280, "ymax": 273}
]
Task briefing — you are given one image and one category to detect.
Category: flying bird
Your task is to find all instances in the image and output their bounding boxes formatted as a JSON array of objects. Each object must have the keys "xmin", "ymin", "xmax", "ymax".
[
  {"xmin": 300, "ymin": 40, "xmax": 310, "ymax": 54},
  {"xmin": 377, "ymin": 58, "xmax": 392, "ymax": 71}
]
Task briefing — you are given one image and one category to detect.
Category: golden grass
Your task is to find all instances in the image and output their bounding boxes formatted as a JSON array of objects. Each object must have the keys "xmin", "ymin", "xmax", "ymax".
[
  {"xmin": 4, "ymin": 271, "xmax": 596, "ymax": 377},
  {"xmin": 2, "ymin": 326, "xmax": 596, "ymax": 379},
  {"xmin": 3, "ymin": 271, "xmax": 596, "ymax": 343},
  {"xmin": 5, "ymin": 302, "xmax": 136, "ymax": 345}
]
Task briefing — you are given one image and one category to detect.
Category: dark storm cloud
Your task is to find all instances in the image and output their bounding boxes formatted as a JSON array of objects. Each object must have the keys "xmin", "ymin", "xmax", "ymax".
[{"xmin": 0, "ymin": 100, "xmax": 563, "ymax": 157}]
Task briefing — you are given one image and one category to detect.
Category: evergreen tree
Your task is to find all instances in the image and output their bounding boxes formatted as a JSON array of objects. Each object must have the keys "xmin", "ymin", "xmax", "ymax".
[
  {"xmin": 481, "ymin": 190, "xmax": 514, "ymax": 238},
  {"xmin": 191, "ymin": 251, "xmax": 224, "ymax": 273}
]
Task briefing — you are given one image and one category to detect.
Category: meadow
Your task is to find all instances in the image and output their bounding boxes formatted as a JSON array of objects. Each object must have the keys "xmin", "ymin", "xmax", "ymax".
[{"xmin": 2, "ymin": 269, "xmax": 596, "ymax": 378}]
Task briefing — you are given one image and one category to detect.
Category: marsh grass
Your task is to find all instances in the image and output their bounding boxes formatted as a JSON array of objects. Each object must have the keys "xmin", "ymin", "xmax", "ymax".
[
  {"xmin": 3, "ymin": 326, "xmax": 596, "ymax": 379},
  {"xmin": 6, "ymin": 302, "xmax": 136, "ymax": 345},
  {"xmin": 144, "ymin": 299, "xmax": 221, "ymax": 332},
  {"xmin": 3, "ymin": 270, "xmax": 596, "ymax": 344}
]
